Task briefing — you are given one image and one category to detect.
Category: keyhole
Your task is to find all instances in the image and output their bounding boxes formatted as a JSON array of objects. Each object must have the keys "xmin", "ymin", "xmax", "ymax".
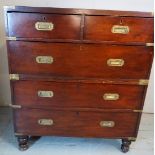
[
  {"xmin": 43, "ymin": 16, "xmax": 46, "ymax": 21},
  {"xmin": 80, "ymin": 45, "xmax": 83, "ymax": 51},
  {"xmin": 120, "ymin": 19, "xmax": 123, "ymax": 25},
  {"xmin": 76, "ymin": 112, "xmax": 80, "ymax": 116}
]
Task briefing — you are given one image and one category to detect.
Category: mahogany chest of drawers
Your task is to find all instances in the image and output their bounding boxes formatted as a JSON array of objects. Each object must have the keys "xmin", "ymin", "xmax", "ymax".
[{"xmin": 5, "ymin": 6, "xmax": 154, "ymax": 153}]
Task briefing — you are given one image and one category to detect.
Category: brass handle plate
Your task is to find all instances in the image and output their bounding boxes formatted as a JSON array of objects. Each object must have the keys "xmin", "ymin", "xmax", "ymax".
[
  {"xmin": 103, "ymin": 93, "xmax": 119, "ymax": 100},
  {"xmin": 38, "ymin": 119, "xmax": 53, "ymax": 126},
  {"xmin": 100, "ymin": 121, "xmax": 115, "ymax": 128},
  {"xmin": 111, "ymin": 25, "xmax": 129, "ymax": 34},
  {"xmin": 107, "ymin": 59, "xmax": 124, "ymax": 67},
  {"xmin": 38, "ymin": 91, "xmax": 54, "ymax": 98},
  {"xmin": 35, "ymin": 22, "xmax": 54, "ymax": 31},
  {"xmin": 36, "ymin": 56, "xmax": 53, "ymax": 64}
]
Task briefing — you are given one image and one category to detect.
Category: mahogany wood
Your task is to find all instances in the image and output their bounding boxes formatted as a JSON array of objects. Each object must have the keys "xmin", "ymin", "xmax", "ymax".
[
  {"xmin": 5, "ymin": 6, "xmax": 154, "ymax": 152},
  {"xmin": 8, "ymin": 41, "xmax": 153, "ymax": 79},
  {"xmin": 8, "ymin": 13, "xmax": 81, "ymax": 39},
  {"xmin": 14, "ymin": 109, "xmax": 138, "ymax": 138},
  {"xmin": 13, "ymin": 81, "xmax": 144, "ymax": 110},
  {"xmin": 10, "ymin": 75, "xmax": 150, "ymax": 85},
  {"xmin": 6, "ymin": 38, "xmax": 151, "ymax": 46},
  {"xmin": 84, "ymin": 16, "xmax": 154, "ymax": 43},
  {"xmin": 5, "ymin": 6, "xmax": 153, "ymax": 17}
]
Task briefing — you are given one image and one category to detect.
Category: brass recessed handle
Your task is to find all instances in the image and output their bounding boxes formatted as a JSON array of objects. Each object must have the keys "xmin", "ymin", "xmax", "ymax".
[
  {"xmin": 38, "ymin": 119, "xmax": 54, "ymax": 126},
  {"xmin": 103, "ymin": 93, "xmax": 119, "ymax": 100},
  {"xmin": 111, "ymin": 25, "xmax": 129, "ymax": 34},
  {"xmin": 100, "ymin": 121, "xmax": 115, "ymax": 128},
  {"xmin": 38, "ymin": 91, "xmax": 54, "ymax": 98},
  {"xmin": 36, "ymin": 56, "xmax": 53, "ymax": 64},
  {"xmin": 107, "ymin": 59, "xmax": 124, "ymax": 67},
  {"xmin": 35, "ymin": 22, "xmax": 54, "ymax": 31}
]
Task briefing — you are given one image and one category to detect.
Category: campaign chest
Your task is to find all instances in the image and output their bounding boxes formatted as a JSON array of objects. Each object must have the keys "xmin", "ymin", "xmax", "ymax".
[{"xmin": 5, "ymin": 6, "xmax": 154, "ymax": 152}]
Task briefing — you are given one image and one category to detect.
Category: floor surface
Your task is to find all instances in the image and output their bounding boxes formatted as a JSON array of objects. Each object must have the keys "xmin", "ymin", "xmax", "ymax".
[{"xmin": 0, "ymin": 107, "xmax": 154, "ymax": 155}]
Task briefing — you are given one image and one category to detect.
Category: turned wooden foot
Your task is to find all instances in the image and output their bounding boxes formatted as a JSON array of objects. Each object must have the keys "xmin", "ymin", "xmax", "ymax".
[
  {"xmin": 17, "ymin": 135, "xmax": 29, "ymax": 151},
  {"xmin": 121, "ymin": 139, "xmax": 131, "ymax": 153}
]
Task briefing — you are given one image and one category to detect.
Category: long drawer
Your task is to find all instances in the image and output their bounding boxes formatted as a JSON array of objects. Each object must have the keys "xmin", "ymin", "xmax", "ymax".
[
  {"xmin": 8, "ymin": 41, "xmax": 153, "ymax": 79},
  {"xmin": 14, "ymin": 109, "xmax": 138, "ymax": 138},
  {"xmin": 13, "ymin": 81, "xmax": 144, "ymax": 109},
  {"xmin": 84, "ymin": 16, "xmax": 154, "ymax": 43},
  {"xmin": 7, "ymin": 13, "xmax": 81, "ymax": 39}
]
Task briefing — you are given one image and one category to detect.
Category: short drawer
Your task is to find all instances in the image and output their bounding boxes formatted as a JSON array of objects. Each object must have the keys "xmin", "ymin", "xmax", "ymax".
[
  {"xmin": 8, "ymin": 41, "xmax": 153, "ymax": 79},
  {"xmin": 7, "ymin": 13, "xmax": 81, "ymax": 39},
  {"xmin": 14, "ymin": 109, "xmax": 138, "ymax": 138},
  {"xmin": 13, "ymin": 81, "xmax": 144, "ymax": 110},
  {"xmin": 84, "ymin": 16, "xmax": 153, "ymax": 43}
]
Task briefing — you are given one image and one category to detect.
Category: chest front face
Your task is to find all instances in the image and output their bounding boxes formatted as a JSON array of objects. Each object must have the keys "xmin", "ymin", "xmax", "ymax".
[{"xmin": 5, "ymin": 6, "xmax": 154, "ymax": 152}]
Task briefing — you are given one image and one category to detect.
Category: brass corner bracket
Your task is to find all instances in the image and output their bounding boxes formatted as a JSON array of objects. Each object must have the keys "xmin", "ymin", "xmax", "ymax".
[
  {"xmin": 5, "ymin": 6, "xmax": 16, "ymax": 10},
  {"xmin": 14, "ymin": 132, "xmax": 24, "ymax": 136},
  {"xmin": 133, "ymin": 110, "xmax": 143, "ymax": 113},
  {"xmin": 138, "ymin": 79, "xmax": 149, "ymax": 86},
  {"xmin": 9, "ymin": 74, "xmax": 19, "ymax": 80},
  {"xmin": 146, "ymin": 43, "xmax": 154, "ymax": 47},
  {"xmin": 6, "ymin": 36, "xmax": 17, "ymax": 41},
  {"xmin": 128, "ymin": 137, "xmax": 136, "ymax": 141},
  {"xmin": 9, "ymin": 104, "xmax": 21, "ymax": 109}
]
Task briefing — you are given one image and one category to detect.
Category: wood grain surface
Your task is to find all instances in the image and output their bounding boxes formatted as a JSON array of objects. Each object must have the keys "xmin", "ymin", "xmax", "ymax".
[
  {"xmin": 13, "ymin": 81, "xmax": 145, "ymax": 110},
  {"xmin": 8, "ymin": 13, "xmax": 81, "ymax": 39},
  {"xmin": 8, "ymin": 42, "xmax": 153, "ymax": 79},
  {"xmin": 14, "ymin": 109, "xmax": 138, "ymax": 138}
]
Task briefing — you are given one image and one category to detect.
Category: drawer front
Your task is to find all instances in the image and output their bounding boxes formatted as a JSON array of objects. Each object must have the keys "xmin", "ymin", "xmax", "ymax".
[
  {"xmin": 8, "ymin": 41, "xmax": 153, "ymax": 79},
  {"xmin": 7, "ymin": 13, "xmax": 81, "ymax": 39},
  {"xmin": 13, "ymin": 81, "xmax": 144, "ymax": 109},
  {"xmin": 14, "ymin": 109, "xmax": 138, "ymax": 137},
  {"xmin": 84, "ymin": 16, "xmax": 153, "ymax": 43}
]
